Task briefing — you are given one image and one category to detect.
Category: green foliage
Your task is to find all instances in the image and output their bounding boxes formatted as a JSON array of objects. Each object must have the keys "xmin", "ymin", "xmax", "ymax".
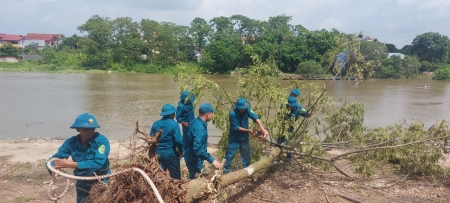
[
  {"xmin": 77, "ymin": 15, "xmax": 113, "ymax": 69},
  {"xmin": 190, "ymin": 17, "xmax": 210, "ymax": 52},
  {"xmin": 420, "ymin": 61, "xmax": 438, "ymax": 72},
  {"xmin": 39, "ymin": 46, "xmax": 84, "ymax": 66},
  {"xmin": 16, "ymin": 15, "xmax": 450, "ymax": 76},
  {"xmin": 111, "ymin": 17, "xmax": 143, "ymax": 67},
  {"xmin": 295, "ymin": 60, "xmax": 323, "ymax": 76},
  {"xmin": 399, "ymin": 44, "xmax": 413, "ymax": 55},
  {"xmin": 0, "ymin": 43, "xmax": 20, "ymax": 57},
  {"xmin": 324, "ymin": 100, "xmax": 365, "ymax": 142},
  {"xmin": 0, "ymin": 60, "xmax": 104, "ymax": 73},
  {"xmin": 433, "ymin": 64, "xmax": 450, "ymax": 80},
  {"xmin": 411, "ymin": 32, "xmax": 450, "ymax": 63},
  {"xmin": 375, "ymin": 55, "xmax": 423, "ymax": 79},
  {"xmin": 360, "ymin": 41, "xmax": 389, "ymax": 61},
  {"xmin": 322, "ymin": 33, "xmax": 377, "ymax": 79},
  {"xmin": 349, "ymin": 120, "xmax": 450, "ymax": 177},
  {"xmin": 173, "ymin": 56, "xmax": 331, "ymax": 169},
  {"xmin": 385, "ymin": 43, "xmax": 399, "ymax": 53},
  {"xmin": 59, "ymin": 34, "xmax": 81, "ymax": 50},
  {"xmin": 173, "ymin": 56, "xmax": 450, "ymax": 180},
  {"xmin": 403, "ymin": 56, "xmax": 421, "ymax": 79},
  {"xmin": 22, "ymin": 47, "xmax": 32, "ymax": 54},
  {"xmin": 205, "ymin": 36, "xmax": 243, "ymax": 73}
]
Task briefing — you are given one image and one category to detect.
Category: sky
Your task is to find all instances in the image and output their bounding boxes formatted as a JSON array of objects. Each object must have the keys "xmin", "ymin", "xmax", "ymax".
[{"xmin": 1, "ymin": 0, "xmax": 450, "ymax": 49}]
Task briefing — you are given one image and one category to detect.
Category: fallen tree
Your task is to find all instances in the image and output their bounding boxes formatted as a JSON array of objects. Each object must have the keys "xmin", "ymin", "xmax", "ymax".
[
  {"xmin": 84, "ymin": 122, "xmax": 281, "ymax": 203},
  {"xmin": 81, "ymin": 46, "xmax": 450, "ymax": 202},
  {"xmin": 83, "ymin": 118, "xmax": 449, "ymax": 202}
]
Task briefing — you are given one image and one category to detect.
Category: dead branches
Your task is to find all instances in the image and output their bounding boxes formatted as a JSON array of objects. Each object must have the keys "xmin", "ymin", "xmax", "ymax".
[{"xmin": 87, "ymin": 121, "xmax": 188, "ymax": 203}]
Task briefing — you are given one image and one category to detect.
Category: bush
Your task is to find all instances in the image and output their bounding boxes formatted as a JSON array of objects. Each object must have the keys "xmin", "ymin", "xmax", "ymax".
[
  {"xmin": 295, "ymin": 60, "xmax": 323, "ymax": 77},
  {"xmin": 433, "ymin": 65, "xmax": 450, "ymax": 80}
]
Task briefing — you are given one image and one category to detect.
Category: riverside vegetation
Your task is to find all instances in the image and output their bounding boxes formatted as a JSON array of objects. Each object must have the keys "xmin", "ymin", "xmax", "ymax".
[{"xmin": 1, "ymin": 14, "xmax": 450, "ymax": 79}]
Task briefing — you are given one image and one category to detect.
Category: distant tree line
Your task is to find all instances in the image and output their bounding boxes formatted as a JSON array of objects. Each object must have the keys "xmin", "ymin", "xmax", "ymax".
[{"xmin": 5, "ymin": 14, "xmax": 450, "ymax": 80}]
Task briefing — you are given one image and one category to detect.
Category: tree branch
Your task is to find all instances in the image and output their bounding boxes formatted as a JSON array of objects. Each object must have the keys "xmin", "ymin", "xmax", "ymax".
[
  {"xmin": 212, "ymin": 75, "xmax": 234, "ymax": 105},
  {"xmin": 330, "ymin": 135, "xmax": 450, "ymax": 161},
  {"xmin": 335, "ymin": 192, "xmax": 365, "ymax": 203},
  {"xmin": 205, "ymin": 86, "xmax": 231, "ymax": 111}
]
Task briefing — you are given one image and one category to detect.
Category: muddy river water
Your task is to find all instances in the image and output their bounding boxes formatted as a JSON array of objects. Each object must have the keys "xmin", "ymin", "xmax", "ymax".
[{"xmin": 1, "ymin": 72, "xmax": 449, "ymax": 143}]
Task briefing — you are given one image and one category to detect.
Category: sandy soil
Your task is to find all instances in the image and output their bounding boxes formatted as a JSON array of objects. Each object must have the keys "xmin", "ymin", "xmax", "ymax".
[
  {"xmin": 0, "ymin": 139, "xmax": 128, "ymax": 163},
  {"xmin": 0, "ymin": 138, "xmax": 449, "ymax": 203}
]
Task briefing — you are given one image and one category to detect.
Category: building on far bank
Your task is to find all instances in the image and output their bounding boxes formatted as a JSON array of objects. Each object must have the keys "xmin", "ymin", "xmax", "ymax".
[
  {"xmin": 388, "ymin": 53, "xmax": 405, "ymax": 60},
  {"xmin": 0, "ymin": 34, "xmax": 24, "ymax": 49},
  {"xmin": 362, "ymin": 36, "xmax": 377, "ymax": 42},
  {"xmin": 21, "ymin": 39, "xmax": 46, "ymax": 50},
  {"xmin": 23, "ymin": 33, "xmax": 63, "ymax": 49},
  {"xmin": 1, "ymin": 33, "xmax": 64, "ymax": 50}
]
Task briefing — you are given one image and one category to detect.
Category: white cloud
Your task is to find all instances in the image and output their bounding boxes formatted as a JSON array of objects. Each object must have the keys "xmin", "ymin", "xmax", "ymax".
[
  {"xmin": 419, "ymin": 0, "xmax": 450, "ymax": 9},
  {"xmin": 318, "ymin": 17, "xmax": 345, "ymax": 31},
  {"xmin": 1, "ymin": 0, "xmax": 449, "ymax": 48}
]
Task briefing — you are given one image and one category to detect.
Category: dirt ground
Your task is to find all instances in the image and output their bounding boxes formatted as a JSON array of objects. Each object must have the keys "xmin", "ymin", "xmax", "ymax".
[{"xmin": 0, "ymin": 138, "xmax": 449, "ymax": 203}]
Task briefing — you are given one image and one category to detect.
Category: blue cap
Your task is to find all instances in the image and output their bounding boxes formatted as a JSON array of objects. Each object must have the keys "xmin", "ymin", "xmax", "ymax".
[
  {"xmin": 291, "ymin": 88, "xmax": 300, "ymax": 97},
  {"xmin": 160, "ymin": 104, "xmax": 176, "ymax": 116},
  {"xmin": 70, "ymin": 113, "xmax": 100, "ymax": 129},
  {"xmin": 180, "ymin": 91, "xmax": 195, "ymax": 102},
  {"xmin": 180, "ymin": 91, "xmax": 190, "ymax": 100},
  {"xmin": 287, "ymin": 96, "xmax": 299, "ymax": 107},
  {"xmin": 234, "ymin": 98, "xmax": 249, "ymax": 109},
  {"xmin": 199, "ymin": 103, "xmax": 216, "ymax": 113}
]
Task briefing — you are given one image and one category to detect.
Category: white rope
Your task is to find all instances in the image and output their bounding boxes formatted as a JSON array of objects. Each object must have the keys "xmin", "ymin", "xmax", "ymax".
[{"xmin": 46, "ymin": 158, "xmax": 164, "ymax": 203}]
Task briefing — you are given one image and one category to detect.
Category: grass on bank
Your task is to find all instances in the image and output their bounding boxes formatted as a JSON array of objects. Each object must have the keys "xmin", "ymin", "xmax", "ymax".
[{"xmin": 0, "ymin": 60, "xmax": 183, "ymax": 74}]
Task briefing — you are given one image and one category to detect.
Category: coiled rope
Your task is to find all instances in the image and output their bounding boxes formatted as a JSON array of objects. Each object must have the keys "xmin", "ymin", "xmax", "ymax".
[{"xmin": 46, "ymin": 158, "xmax": 164, "ymax": 203}]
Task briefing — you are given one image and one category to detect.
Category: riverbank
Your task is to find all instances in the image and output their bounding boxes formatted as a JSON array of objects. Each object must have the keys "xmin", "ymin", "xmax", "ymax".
[
  {"xmin": 0, "ymin": 61, "xmax": 106, "ymax": 73},
  {"xmin": 0, "ymin": 138, "xmax": 218, "ymax": 203},
  {"xmin": 1, "ymin": 138, "xmax": 449, "ymax": 202},
  {"xmin": 0, "ymin": 60, "xmax": 182, "ymax": 74}
]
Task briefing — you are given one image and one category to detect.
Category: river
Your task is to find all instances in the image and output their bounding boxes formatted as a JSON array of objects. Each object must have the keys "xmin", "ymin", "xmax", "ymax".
[{"xmin": 1, "ymin": 71, "xmax": 449, "ymax": 143}]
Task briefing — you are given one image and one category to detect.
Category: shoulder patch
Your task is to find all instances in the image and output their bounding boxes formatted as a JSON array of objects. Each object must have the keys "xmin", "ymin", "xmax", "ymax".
[
  {"xmin": 98, "ymin": 144, "xmax": 106, "ymax": 154},
  {"xmin": 249, "ymin": 109, "xmax": 255, "ymax": 114}
]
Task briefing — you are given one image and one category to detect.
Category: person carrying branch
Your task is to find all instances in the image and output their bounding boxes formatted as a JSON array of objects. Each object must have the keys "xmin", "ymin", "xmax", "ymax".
[
  {"xmin": 176, "ymin": 91, "xmax": 195, "ymax": 137},
  {"xmin": 47, "ymin": 113, "xmax": 111, "ymax": 203},
  {"xmin": 223, "ymin": 98, "xmax": 269, "ymax": 174},
  {"xmin": 183, "ymin": 103, "xmax": 223, "ymax": 179},
  {"xmin": 150, "ymin": 104, "xmax": 184, "ymax": 180}
]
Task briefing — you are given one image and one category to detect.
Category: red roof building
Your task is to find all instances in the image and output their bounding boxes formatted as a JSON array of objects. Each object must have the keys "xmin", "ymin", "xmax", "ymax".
[
  {"xmin": 0, "ymin": 34, "xmax": 25, "ymax": 44},
  {"xmin": 24, "ymin": 33, "xmax": 64, "ymax": 48},
  {"xmin": 25, "ymin": 33, "xmax": 54, "ymax": 45},
  {"xmin": 0, "ymin": 34, "xmax": 24, "ymax": 49}
]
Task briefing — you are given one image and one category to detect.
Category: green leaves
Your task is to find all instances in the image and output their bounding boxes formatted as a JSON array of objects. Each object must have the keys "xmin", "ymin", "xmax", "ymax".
[
  {"xmin": 433, "ymin": 64, "xmax": 450, "ymax": 80},
  {"xmin": 350, "ymin": 120, "xmax": 450, "ymax": 177},
  {"xmin": 77, "ymin": 15, "xmax": 113, "ymax": 69},
  {"xmin": 173, "ymin": 57, "xmax": 450, "ymax": 179},
  {"xmin": 0, "ymin": 43, "xmax": 20, "ymax": 57},
  {"xmin": 324, "ymin": 100, "xmax": 365, "ymax": 143},
  {"xmin": 296, "ymin": 60, "xmax": 323, "ymax": 77},
  {"xmin": 375, "ymin": 55, "xmax": 421, "ymax": 79},
  {"xmin": 411, "ymin": 32, "xmax": 450, "ymax": 63}
]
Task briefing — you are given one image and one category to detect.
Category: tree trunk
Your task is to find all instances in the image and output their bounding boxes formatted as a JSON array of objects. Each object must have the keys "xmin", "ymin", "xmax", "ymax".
[{"xmin": 185, "ymin": 147, "xmax": 281, "ymax": 203}]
